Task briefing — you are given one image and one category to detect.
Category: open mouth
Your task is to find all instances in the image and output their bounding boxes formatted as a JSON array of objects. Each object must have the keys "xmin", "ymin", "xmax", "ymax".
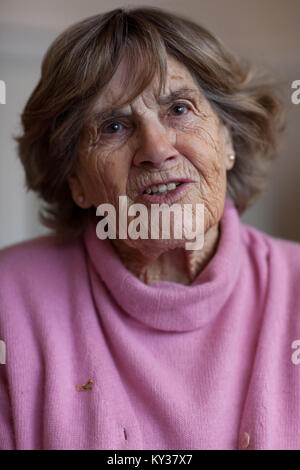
[{"xmin": 142, "ymin": 182, "xmax": 183, "ymax": 196}]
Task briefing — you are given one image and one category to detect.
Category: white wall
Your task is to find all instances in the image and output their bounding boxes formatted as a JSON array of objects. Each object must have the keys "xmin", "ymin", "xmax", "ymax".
[{"xmin": 0, "ymin": 0, "xmax": 300, "ymax": 249}]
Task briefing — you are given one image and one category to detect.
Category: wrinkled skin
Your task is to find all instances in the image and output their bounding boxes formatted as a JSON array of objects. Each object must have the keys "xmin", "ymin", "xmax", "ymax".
[{"xmin": 68, "ymin": 54, "xmax": 235, "ymax": 284}]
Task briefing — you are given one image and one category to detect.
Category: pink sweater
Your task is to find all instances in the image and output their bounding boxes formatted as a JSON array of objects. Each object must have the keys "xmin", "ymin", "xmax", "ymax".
[{"xmin": 1, "ymin": 198, "xmax": 300, "ymax": 450}]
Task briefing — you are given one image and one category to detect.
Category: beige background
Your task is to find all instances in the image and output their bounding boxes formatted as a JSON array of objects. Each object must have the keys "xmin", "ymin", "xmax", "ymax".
[{"xmin": 0, "ymin": 0, "xmax": 299, "ymax": 249}]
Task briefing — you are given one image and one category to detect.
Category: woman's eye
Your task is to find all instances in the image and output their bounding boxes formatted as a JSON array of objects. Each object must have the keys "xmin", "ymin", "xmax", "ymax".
[
  {"xmin": 169, "ymin": 103, "xmax": 190, "ymax": 116},
  {"xmin": 102, "ymin": 121, "xmax": 124, "ymax": 134}
]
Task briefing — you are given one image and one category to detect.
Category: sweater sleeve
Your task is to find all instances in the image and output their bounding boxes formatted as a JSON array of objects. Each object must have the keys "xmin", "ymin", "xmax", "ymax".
[
  {"xmin": 0, "ymin": 247, "xmax": 16, "ymax": 449},
  {"xmin": 0, "ymin": 365, "xmax": 15, "ymax": 449}
]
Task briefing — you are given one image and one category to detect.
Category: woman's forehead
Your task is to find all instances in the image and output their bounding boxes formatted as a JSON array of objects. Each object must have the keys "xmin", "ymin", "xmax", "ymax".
[{"xmin": 91, "ymin": 55, "xmax": 200, "ymax": 115}]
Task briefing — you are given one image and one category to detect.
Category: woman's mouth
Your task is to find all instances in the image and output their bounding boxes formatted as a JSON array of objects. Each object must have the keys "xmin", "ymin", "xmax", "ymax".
[
  {"xmin": 138, "ymin": 180, "xmax": 192, "ymax": 204},
  {"xmin": 144, "ymin": 182, "xmax": 181, "ymax": 196}
]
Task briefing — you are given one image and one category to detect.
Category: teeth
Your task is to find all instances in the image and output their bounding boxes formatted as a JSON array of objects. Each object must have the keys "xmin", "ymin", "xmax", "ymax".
[{"xmin": 143, "ymin": 181, "xmax": 182, "ymax": 195}]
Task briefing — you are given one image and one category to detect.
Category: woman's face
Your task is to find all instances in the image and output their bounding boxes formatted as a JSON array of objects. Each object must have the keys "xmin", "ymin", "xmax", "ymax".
[{"xmin": 69, "ymin": 54, "xmax": 234, "ymax": 251}]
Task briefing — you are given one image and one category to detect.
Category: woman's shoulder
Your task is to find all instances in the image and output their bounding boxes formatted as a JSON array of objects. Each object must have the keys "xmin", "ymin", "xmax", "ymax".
[
  {"xmin": 0, "ymin": 233, "xmax": 83, "ymax": 284},
  {"xmin": 241, "ymin": 221, "xmax": 300, "ymax": 252},
  {"xmin": 241, "ymin": 221, "xmax": 300, "ymax": 275},
  {"xmin": 0, "ymin": 233, "xmax": 60, "ymax": 259}
]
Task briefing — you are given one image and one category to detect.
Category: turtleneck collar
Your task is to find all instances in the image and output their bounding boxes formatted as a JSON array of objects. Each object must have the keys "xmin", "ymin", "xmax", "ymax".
[{"xmin": 83, "ymin": 197, "xmax": 243, "ymax": 332}]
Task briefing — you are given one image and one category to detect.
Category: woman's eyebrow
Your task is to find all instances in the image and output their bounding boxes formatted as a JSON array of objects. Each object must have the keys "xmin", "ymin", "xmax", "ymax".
[
  {"xmin": 157, "ymin": 87, "xmax": 201, "ymax": 105},
  {"xmin": 90, "ymin": 87, "xmax": 201, "ymax": 122}
]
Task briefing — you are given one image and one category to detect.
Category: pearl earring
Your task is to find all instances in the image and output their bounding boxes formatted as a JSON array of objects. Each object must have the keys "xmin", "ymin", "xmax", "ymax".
[
  {"xmin": 229, "ymin": 154, "xmax": 235, "ymax": 161},
  {"xmin": 78, "ymin": 195, "xmax": 84, "ymax": 204}
]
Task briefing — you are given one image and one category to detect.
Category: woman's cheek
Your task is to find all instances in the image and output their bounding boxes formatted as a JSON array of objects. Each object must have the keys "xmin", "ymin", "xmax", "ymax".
[
  {"xmin": 176, "ymin": 126, "xmax": 222, "ymax": 182},
  {"xmin": 76, "ymin": 152, "xmax": 110, "ymax": 206},
  {"xmin": 95, "ymin": 148, "xmax": 133, "ymax": 207},
  {"xmin": 176, "ymin": 125, "xmax": 227, "ymax": 224}
]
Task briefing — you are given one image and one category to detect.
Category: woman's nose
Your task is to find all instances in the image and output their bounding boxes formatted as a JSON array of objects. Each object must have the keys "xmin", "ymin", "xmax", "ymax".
[{"xmin": 133, "ymin": 122, "xmax": 179, "ymax": 169}]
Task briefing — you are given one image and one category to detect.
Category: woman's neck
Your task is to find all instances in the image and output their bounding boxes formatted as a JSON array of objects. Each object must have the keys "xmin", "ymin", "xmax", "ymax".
[{"xmin": 111, "ymin": 223, "xmax": 220, "ymax": 285}]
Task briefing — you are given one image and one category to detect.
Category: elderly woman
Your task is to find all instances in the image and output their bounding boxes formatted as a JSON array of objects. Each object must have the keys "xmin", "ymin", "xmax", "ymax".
[{"xmin": 0, "ymin": 6, "xmax": 299, "ymax": 451}]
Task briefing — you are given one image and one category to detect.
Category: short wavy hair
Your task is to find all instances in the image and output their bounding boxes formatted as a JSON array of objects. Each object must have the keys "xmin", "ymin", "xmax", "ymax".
[{"xmin": 15, "ymin": 6, "xmax": 285, "ymax": 241}]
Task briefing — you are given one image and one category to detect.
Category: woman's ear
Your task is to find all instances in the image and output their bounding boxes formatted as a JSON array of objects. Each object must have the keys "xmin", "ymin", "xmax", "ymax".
[
  {"xmin": 221, "ymin": 123, "xmax": 235, "ymax": 171},
  {"xmin": 67, "ymin": 174, "xmax": 92, "ymax": 209}
]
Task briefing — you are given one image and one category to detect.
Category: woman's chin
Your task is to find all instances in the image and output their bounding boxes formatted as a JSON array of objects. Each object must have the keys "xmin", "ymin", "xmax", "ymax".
[{"xmin": 116, "ymin": 236, "xmax": 188, "ymax": 254}]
